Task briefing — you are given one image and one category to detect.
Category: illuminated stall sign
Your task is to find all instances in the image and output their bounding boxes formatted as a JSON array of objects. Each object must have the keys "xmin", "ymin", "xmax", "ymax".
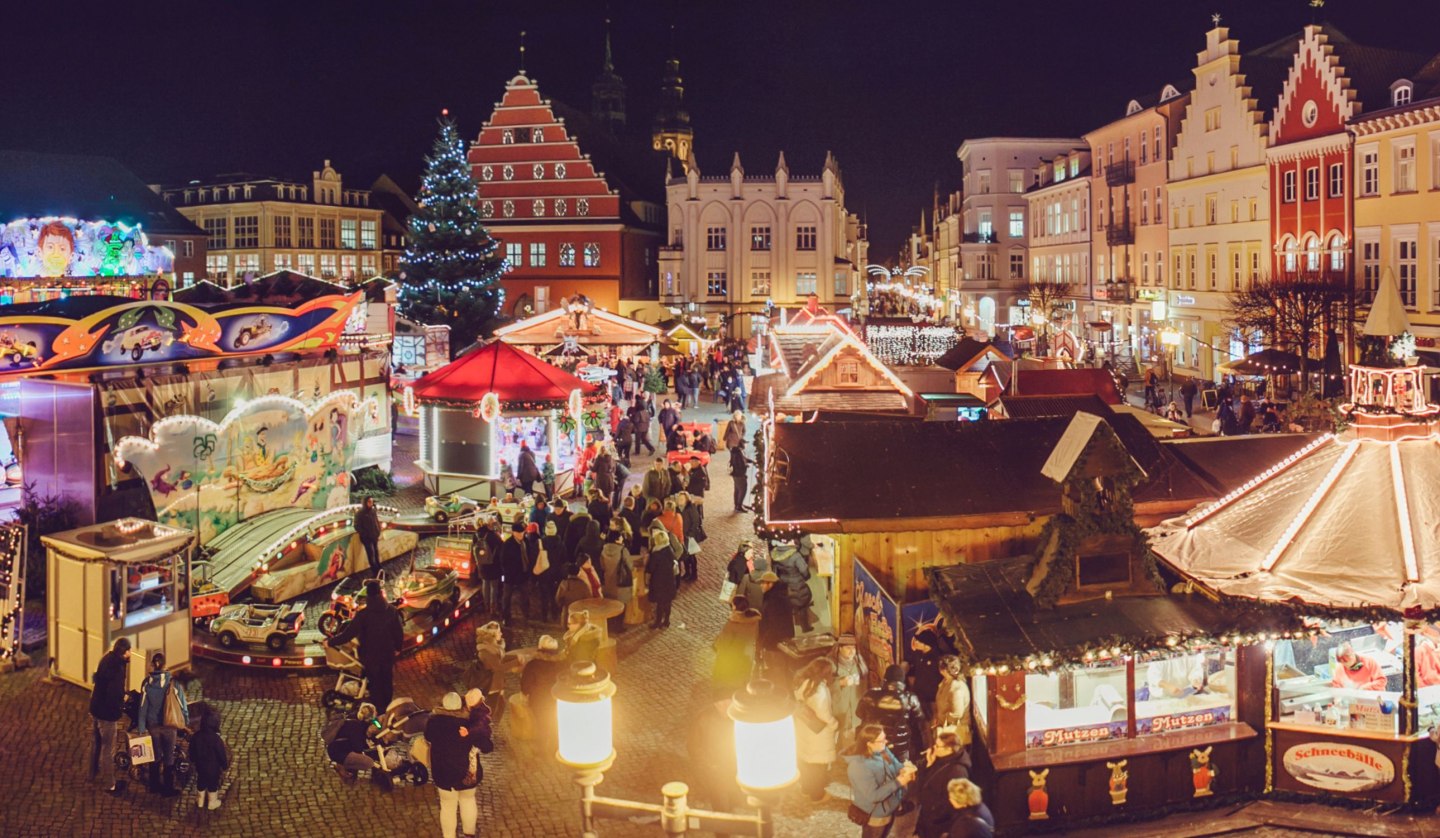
[
  {"xmin": 1029, "ymin": 720, "xmax": 1128, "ymax": 749},
  {"xmin": 0, "ymin": 217, "xmax": 173, "ymax": 278},
  {"xmin": 853, "ymin": 558, "xmax": 899, "ymax": 688},
  {"xmin": 1138, "ymin": 705, "xmax": 1231, "ymax": 736},
  {"xmin": 0, "ymin": 293, "xmax": 360, "ymax": 374}
]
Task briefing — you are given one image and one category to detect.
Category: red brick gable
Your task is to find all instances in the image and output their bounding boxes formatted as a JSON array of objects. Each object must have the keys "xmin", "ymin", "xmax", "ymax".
[{"xmin": 1270, "ymin": 26, "xmax": 1355, "ymax": 146}]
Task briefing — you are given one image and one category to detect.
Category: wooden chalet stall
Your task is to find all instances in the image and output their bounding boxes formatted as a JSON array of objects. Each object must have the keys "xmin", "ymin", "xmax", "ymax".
[
  {"xmin": 927, "ymin": 415, "xmax": 1298, "ymax": 833},
  {"xmin": 936, "ymin": 337, "xmax": 1012, "ymax": 403},
  {"xmin": 755, "ymin": 324, "xmax": 916, "ymax": 418},
  {"xmin": 493, "ymin": 295, "xmax": 662, "ymax": 362}
]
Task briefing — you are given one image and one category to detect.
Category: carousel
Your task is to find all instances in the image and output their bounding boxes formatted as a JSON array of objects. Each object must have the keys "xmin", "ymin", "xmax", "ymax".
[
  {"xmin": 1149, "ymin": 274, "xmax": 1440, "ymax": 805},
  {"xmin": 409, "ymin": 340, "xmax": 601, "ymax": 497}
]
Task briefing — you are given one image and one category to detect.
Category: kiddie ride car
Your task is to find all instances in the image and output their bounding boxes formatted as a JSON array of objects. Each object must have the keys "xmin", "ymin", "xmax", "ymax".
[
  {"xmin": 208, "ymin": 602, "xmax": 304, "ymax": 651},
  {"xmin": 423, "ymin": 493, "xmax": 479, "ymax": 524},
  {"xmin": 318, "ymin": 567, "xmax": 460, "ymax": 637},
  {"xmin": 0, "ymin": 332, "xmax": 42, "ymax": 367},
  {"xmin": 232, "ymin": 315, "xmax": 287, "ymax": 349}
]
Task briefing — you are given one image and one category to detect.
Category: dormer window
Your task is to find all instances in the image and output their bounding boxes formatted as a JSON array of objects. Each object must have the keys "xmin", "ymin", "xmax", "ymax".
[{"xmin": 1393, "ymin": 80, "xmax": 1414, "ymax": 107}]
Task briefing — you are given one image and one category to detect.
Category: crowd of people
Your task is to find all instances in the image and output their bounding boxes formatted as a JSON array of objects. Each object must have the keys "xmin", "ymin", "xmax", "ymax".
[{"xmin": 83, "ymin": 334, "xmax": 993, "ymax": 837}]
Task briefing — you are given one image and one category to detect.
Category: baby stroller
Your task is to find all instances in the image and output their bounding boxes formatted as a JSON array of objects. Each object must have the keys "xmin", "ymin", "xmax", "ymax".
[
  {"xmin": 113, "ymin": 688, "xmax": 194, "ymax": 790},
  {"xmin": 321, "ymin": 641, "xmax": 369, "ymax": 713},
  {"xmin": 372, "ymin": 698, "xmax": 431, "ymax": 786}
]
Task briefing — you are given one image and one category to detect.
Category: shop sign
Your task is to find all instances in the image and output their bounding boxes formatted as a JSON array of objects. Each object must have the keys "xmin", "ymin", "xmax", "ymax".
[
  {"xmin": 1282, "ymin": 743, "xmax": 1395, "ymax": 793},
  {"xmin": 1173, "ymin": 295, "xmax": 1196, "ymax": 306},
  {"xmin": 1137, "ymin": 288, "xmax": 1164, "ymax": 302},
  {"xmin": 1028, "ymin": 720, "xmax": 1127, "ymax": 749},
  {"xmin": 852, "ymin": 558, "xmax": 899, "ymax": 689},
  {"xmin": 1138, "ymin": 705, "xmax": 1230, "ymax": 735}
]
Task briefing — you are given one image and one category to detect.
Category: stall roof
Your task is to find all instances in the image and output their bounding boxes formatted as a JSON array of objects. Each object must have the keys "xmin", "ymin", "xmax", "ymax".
[
  {"xmin": 767, "ymin": 412, "xmax": 1191, "ymax": 526},
  {"xmin": 1012, "ymin": 368, "xmax": 1123, "ymax": 404},
  {"xmin": 1149, "ymin": 432, "xmax": 1440, "ymax": 615},
  {"xmin": 411, "ymin": 339, "xmax": 592, "ymax": 404},
  {"xmin": 997, "ymin": 394, "xmax": 1113, "ymax": 420},
  {"xmin": 935, "ymin": 337, "xmax": 1010, "ymax": 372},
  {"xmin": 927, "ymin": 557, "xmax": 1297, "ymax": 668},
  {"xmin": 492, "ymin": 306, "xmax": 661, "ymax": 346},
  {"xmin": 1163, "ymin": 434, "xmax": 1322, "ymax": 494}
]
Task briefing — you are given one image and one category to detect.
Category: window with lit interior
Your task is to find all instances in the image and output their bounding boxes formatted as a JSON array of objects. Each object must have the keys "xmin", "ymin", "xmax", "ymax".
[{"xmin": 1274, "ymin": 620, "xmax": 1404, "ymax": 734}]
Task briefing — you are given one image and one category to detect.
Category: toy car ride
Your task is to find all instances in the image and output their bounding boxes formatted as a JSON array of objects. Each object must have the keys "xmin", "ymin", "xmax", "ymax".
[
  {"xmin": 423, "ymin": 493, "xmax": 478, "ymax": 524},
  {"xmin": 208, "ymin": 602, "xmax": 304, "ymax": 651},
  {"xmin": 393, "ymin": 567, "xmax": 460, "ymax": 619}
]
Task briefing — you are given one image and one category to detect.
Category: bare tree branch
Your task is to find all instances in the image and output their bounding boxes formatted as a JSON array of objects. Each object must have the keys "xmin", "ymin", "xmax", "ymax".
[{"xmin": 1224, "ymin": 270, "xmax": 1351, "ymax": 391}]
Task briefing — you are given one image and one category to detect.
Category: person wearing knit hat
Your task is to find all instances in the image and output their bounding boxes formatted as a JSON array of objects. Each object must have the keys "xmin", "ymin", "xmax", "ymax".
[
  {"xmin": 424, "ymin": 685, "xmax": 494, "ymax": 838},
  {"xmin": 645, "ymin": 521, "xmax": 679, "ymax": 629}
]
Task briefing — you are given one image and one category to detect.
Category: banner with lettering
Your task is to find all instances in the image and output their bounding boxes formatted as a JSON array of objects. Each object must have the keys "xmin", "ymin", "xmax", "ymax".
[{"xmin": 852, "ymin": 557, "xmax": 899, "ymax": 688}]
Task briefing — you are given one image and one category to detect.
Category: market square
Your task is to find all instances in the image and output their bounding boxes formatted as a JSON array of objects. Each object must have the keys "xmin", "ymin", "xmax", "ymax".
[{"xmin": 8, "ymin": 2, "xmax": 1440, "ymax": 837}]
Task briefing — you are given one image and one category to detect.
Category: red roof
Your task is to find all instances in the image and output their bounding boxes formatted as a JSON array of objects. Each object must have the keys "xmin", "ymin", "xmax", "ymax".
[
  {"xmin": 411, "ymin": 340, "xmax": 592, "ymax": 404},
  {"xmin": 1013, "ymin": 368, "xmax": 1123, "ymax": 405}
]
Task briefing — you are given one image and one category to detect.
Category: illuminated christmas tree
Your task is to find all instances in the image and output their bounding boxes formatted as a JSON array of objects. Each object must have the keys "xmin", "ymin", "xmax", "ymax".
[{"xmin": 398, "ymin": 116, "xmax": 506, "ymax": 354}]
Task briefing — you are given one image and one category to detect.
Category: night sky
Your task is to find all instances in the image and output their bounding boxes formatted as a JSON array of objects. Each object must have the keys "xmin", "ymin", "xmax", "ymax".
[{"xmin": 3, "ymin": 0, "xmax": 1432, "ymax": 257}]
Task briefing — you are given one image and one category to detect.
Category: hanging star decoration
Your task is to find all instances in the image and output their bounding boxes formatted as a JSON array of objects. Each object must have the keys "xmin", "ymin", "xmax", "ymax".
[{"xmin": 1211, "ymin": 12, "xmax": 1222, "ymax": 25}]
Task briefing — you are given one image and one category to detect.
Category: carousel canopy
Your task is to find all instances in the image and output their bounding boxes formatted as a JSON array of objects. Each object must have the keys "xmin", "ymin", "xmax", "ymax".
[
  {"xmin": 411, "ymin": 340, "xmax": 591, "ymax": 405},
  {"xmin": 1149, "ymin": 431, "xmax": 1440, "ymax": 615}
]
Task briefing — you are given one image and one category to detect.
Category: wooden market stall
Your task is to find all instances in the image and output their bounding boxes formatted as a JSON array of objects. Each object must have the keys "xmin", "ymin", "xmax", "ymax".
[
  {"xmin": 411, "ymin": 340, "xmax": 600, "ymax": 497},
  {"xmin": 492, "ymin": 295, "xmax": 662, "ymax": 361},
  {"xmin": 926, "ymin": 416, "xmax": 1299, "ymax": 833}
]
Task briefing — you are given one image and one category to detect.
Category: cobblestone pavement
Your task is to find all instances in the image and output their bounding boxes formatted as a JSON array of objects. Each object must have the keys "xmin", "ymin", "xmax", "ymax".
[{"xmin": 0, "ymin": 395, "xmax": 1367, "ymax": 838}]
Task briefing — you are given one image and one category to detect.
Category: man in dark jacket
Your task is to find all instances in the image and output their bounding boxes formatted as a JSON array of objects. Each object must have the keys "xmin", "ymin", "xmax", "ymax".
[
  {"xmin": 520, "ymin": 635, "xmax": 567, "ymax": 750},
  {"xmin": 614, "ymin": 416, "xmax": 634, "ymax": 466},
  {"xmin": 473, "ymin": 518, "xmax": 503, "ymax": 609},
  {"xmin": 355, "ymin": 497, "xmax": 383, "ymax": 578},
  {"xmin": 426, "ymin": 691, "xmax": 495, "ymax": 838},
  {"xmin": 1179, "ymin": 378, "xmax": 1199, "ymax": 418},
  {"xmin": 90, "ymin": 637, "xmax": 131, "ymax": 794},
  {"xmin": 658, "ymin": 400, "xmax": 680, "ymax": 441},
  {"xmin": 629, "ymin": 402, "xmax": 655, "ymax": 455},
  {"xmin": 857, "ymin": 665, "xmax": 928, "ymax": 764},
  {"xmin": 591, "ymin": 449, "xmax": 616, "ymax": 500},
  {"xmin": 551, "ymin": 501, "xmax": 574, "ymax": 545},
  {"xmin": 645, "ymin": 525, "xmax": 679, "ymax": 629},
  {"xmin": 730, "ymin": 446, "xmax": 753, "ymax": 513},
  {"xmin": 642, "ymin": 458, "xmax": 671, "ymax": 505},
  {"xmin": 499, "ymin": 521, "xmax": 529, "ymax": 625},
  {"xmin": 516, "ymin": 440, "xmax": 543, "ymax": 495},
  {"xmin": 327, "ymin": 579, "xmax": 406, "ymax": 711},
  {"xmin": 914, "ymin": 730, "xmax": 974, "ymax": 838}
]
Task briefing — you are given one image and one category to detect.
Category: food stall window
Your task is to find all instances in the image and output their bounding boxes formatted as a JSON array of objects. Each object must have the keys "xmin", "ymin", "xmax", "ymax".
[
  {"xmin": 1133, "ymin": 648, "xmax": 1236, "ymax": 736},
  {"xmin": 972, "ymin": 675, "xmax": 989, "ymax": 735},
  {"xmin": 1274, "ymin": 620, "xmax": 1404, "ymax": 733},
  {"xmin": 1416, "ymin": 623, "xmax": 1440, "ymax": 731},
  {"xmin": 1025, "ymin": 661, "xmax": 1128, "ymax": 749}
]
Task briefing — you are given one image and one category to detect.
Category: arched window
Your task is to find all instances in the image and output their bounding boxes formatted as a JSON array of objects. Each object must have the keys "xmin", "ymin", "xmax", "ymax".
[
  {"xmin": 502, "ymin": 129, "xmax": 514, "ymax": 144},
  {"xmin": 1329, "ymin": 234, "xmax": 1346, "ymax": 273},
  {"xmin": 1304, "ymin": 236, "xmax": 1321, "ymax": 272},
  {"xmin": 1283, "ymin": 237, "xmax": 1299, "ymax": 273},
  {"xmin": 533, "ymin": 128, "xmax": 544, "ymax": 143}
]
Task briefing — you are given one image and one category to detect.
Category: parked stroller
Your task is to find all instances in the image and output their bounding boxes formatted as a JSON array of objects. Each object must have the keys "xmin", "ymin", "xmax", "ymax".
[
  {"xmin": 113, "ymin": 688, "xmax": 195, "ymax": 789},
  {"xmin": 321, "ymin": 641, "xmax": 369, "ymax": 713},
  {"xmin": 373, "ymin": 698, "xmax": 431, "ymax": 786}
]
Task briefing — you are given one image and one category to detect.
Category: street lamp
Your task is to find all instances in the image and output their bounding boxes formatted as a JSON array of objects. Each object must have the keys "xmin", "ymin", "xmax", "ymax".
[{"xmin": 553, "ymin": 665, "xmax": 797, "ymax": 837}]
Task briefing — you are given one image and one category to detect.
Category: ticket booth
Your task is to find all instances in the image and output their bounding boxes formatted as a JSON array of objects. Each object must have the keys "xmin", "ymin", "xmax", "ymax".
[{"xmin": 45, "ymin": 518, "xmax": 194, "ymax": 688}]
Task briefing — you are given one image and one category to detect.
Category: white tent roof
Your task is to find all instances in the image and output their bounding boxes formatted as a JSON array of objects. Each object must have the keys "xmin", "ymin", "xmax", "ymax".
[
  {"xmin": 1148, "ymin": 433, "xmax": 1440, "ymax": 613},
  {"xmin": 1363, "ymin": 267, "xmax": 1412, "ymax": 337}
]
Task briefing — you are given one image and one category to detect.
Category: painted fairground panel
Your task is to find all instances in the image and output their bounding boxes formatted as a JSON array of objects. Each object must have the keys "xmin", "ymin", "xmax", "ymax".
[
  {"xmin": 0, "ymin": 293, "xmax": 359, "ymax": 375},
  {"xmin": 0, "ymin": 217, "xmax": 173, "ymax": 281},
  {"xmin": 114, "ymin": 391, "xmax": 378, "ymax": 542}
]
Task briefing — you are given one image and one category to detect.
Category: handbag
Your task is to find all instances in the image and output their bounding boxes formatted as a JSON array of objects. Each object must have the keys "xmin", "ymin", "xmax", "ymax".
[
  {"xmin": 718, "ymin": 579, "xmax": 737, "ymax": 603},
  {"xmin": 686, "ymin": 536, "xmax": 701, "ymax": 555},
  {"xmin": 846, "ymin": 802, "xmax": 873, "ymax": 826},
  {"xmin": 532, "ymin": 546, "xmax": 550, "ymax": 576},
  {"xmin": 795, "ymin": 698, "xmax": 827, "ymax": 734},
  {"xmin": 162, "ymin": 678, "xmax": 187, "ymax": 729}
]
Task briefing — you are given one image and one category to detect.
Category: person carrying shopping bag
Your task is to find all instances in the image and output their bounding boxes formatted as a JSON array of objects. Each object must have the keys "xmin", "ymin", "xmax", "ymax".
[{"xmin": 136, "ymin": 651, "xmax": 189, "ymax": 797}]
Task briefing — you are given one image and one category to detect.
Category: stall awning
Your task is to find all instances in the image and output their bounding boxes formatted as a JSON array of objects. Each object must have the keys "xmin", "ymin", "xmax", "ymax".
[
  {"xmin": 411, "ymin": 340, "xmax": 593, "ymax": 405},
  {"xmin": 926, "ymin": 558, "xmax": 1297, "ymax": 669}
]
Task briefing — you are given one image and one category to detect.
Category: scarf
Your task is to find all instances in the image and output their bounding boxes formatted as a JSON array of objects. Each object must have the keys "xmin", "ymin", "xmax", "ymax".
[{"xmin": 581, "ymin": 566, "xmax": 602, "ymax": 598}]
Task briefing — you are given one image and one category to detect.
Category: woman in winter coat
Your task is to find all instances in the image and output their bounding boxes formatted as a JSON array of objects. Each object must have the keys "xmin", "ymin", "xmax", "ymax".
[
  {"xmin": 539, "ymin": 521, "xmax": 568, "ymax": 623},
  {"xmin": 914, "ymin": 731, "xmax": 977, "ymax": 838},
  {"xmin": 136, "ymin": 651, "xmax": 189, "ymax": 796},
  {"xmin": 941, "ymin": 778, "xmax": 994, "ymax": 838},
  {"xmin": 645, "ymin": 524, "xmax": 679, "ymax": 629},
  {"xmin": 831, "ymin": 635, "xmax": 869, "ymax": 745},
  {"xmin": 770, "ymin": 543, "xmax": 814, "ymax": 633},
  {"xmin": 711, "ymin": 596, "xmax": 762, "ymax": 695},
  {"xmin": 189, "ymin": 711, "xmax": 230, "ymax": 810},
  {"xmin": 573, "ymin": 519, "xmax": 605, "ymax": 581},
  {"xmin": 933, "ymin": 656, "xmax": 972, "ymax": 746},
  {"xmin": 856, "ymin": 665, "xmax": 927, "ymax": 765},
  {"xmin": 599, "ymin": 526, "xmax": 634, "ymax": 607},
  {"xmin": 676, "ymin": 493, "xmax": 703, "ymax": 582},
  {"xmin": 425, "ymin": 690, "xmax": 495, "ymax": 838},
  {"xmin": 564, "ymin": 609, "xmax": 605, "ymax": 663},
  {"xmin": 723, "ymin": 410, "xmax": 746, "ymax": 451},
  {"xmin": 844, "ymin": 723, "xmax": 916, "ymax": 838},
  {"xmin": 793, "ymin": 658, "xmax": 839, "ymax": 802}
]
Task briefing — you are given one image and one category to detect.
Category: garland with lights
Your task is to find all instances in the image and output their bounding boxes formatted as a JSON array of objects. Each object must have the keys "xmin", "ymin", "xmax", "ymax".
[
  {"xmin": 0, "ymin": 524, "xmax": 25, "ymax": 665},
  {"xmin": 397, "ymin": 116, "xmax": 506, "ymax": 353}
]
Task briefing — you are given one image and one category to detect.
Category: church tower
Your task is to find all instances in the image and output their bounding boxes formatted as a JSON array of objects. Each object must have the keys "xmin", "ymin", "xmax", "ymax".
[
  {"xmin": 652, "ymin": 31, "xmax": 693, "ymax": 162},
  {"xmin": 590, "ymin": 19, "xmax": 627, "ymax": 134}
]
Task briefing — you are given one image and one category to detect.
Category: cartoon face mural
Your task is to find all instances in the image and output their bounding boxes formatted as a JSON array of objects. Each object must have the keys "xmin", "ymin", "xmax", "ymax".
[
  {"xmin": 116, "ymin": 391, "xmax": 374, "ymax": 542},
  {"xmin": 0, "ymin": 217, "xmax": 174, "ymax": 279}
]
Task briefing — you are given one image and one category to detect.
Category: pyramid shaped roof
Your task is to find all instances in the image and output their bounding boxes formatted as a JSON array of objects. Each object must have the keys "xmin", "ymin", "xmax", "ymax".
[
  {"xmin": 1149, "ymin": 429, "xmax": 1440, "ymax": 615},
  {"xmin": 411, "ymin": 339, "xmax": 592, "ymax": 405}
]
